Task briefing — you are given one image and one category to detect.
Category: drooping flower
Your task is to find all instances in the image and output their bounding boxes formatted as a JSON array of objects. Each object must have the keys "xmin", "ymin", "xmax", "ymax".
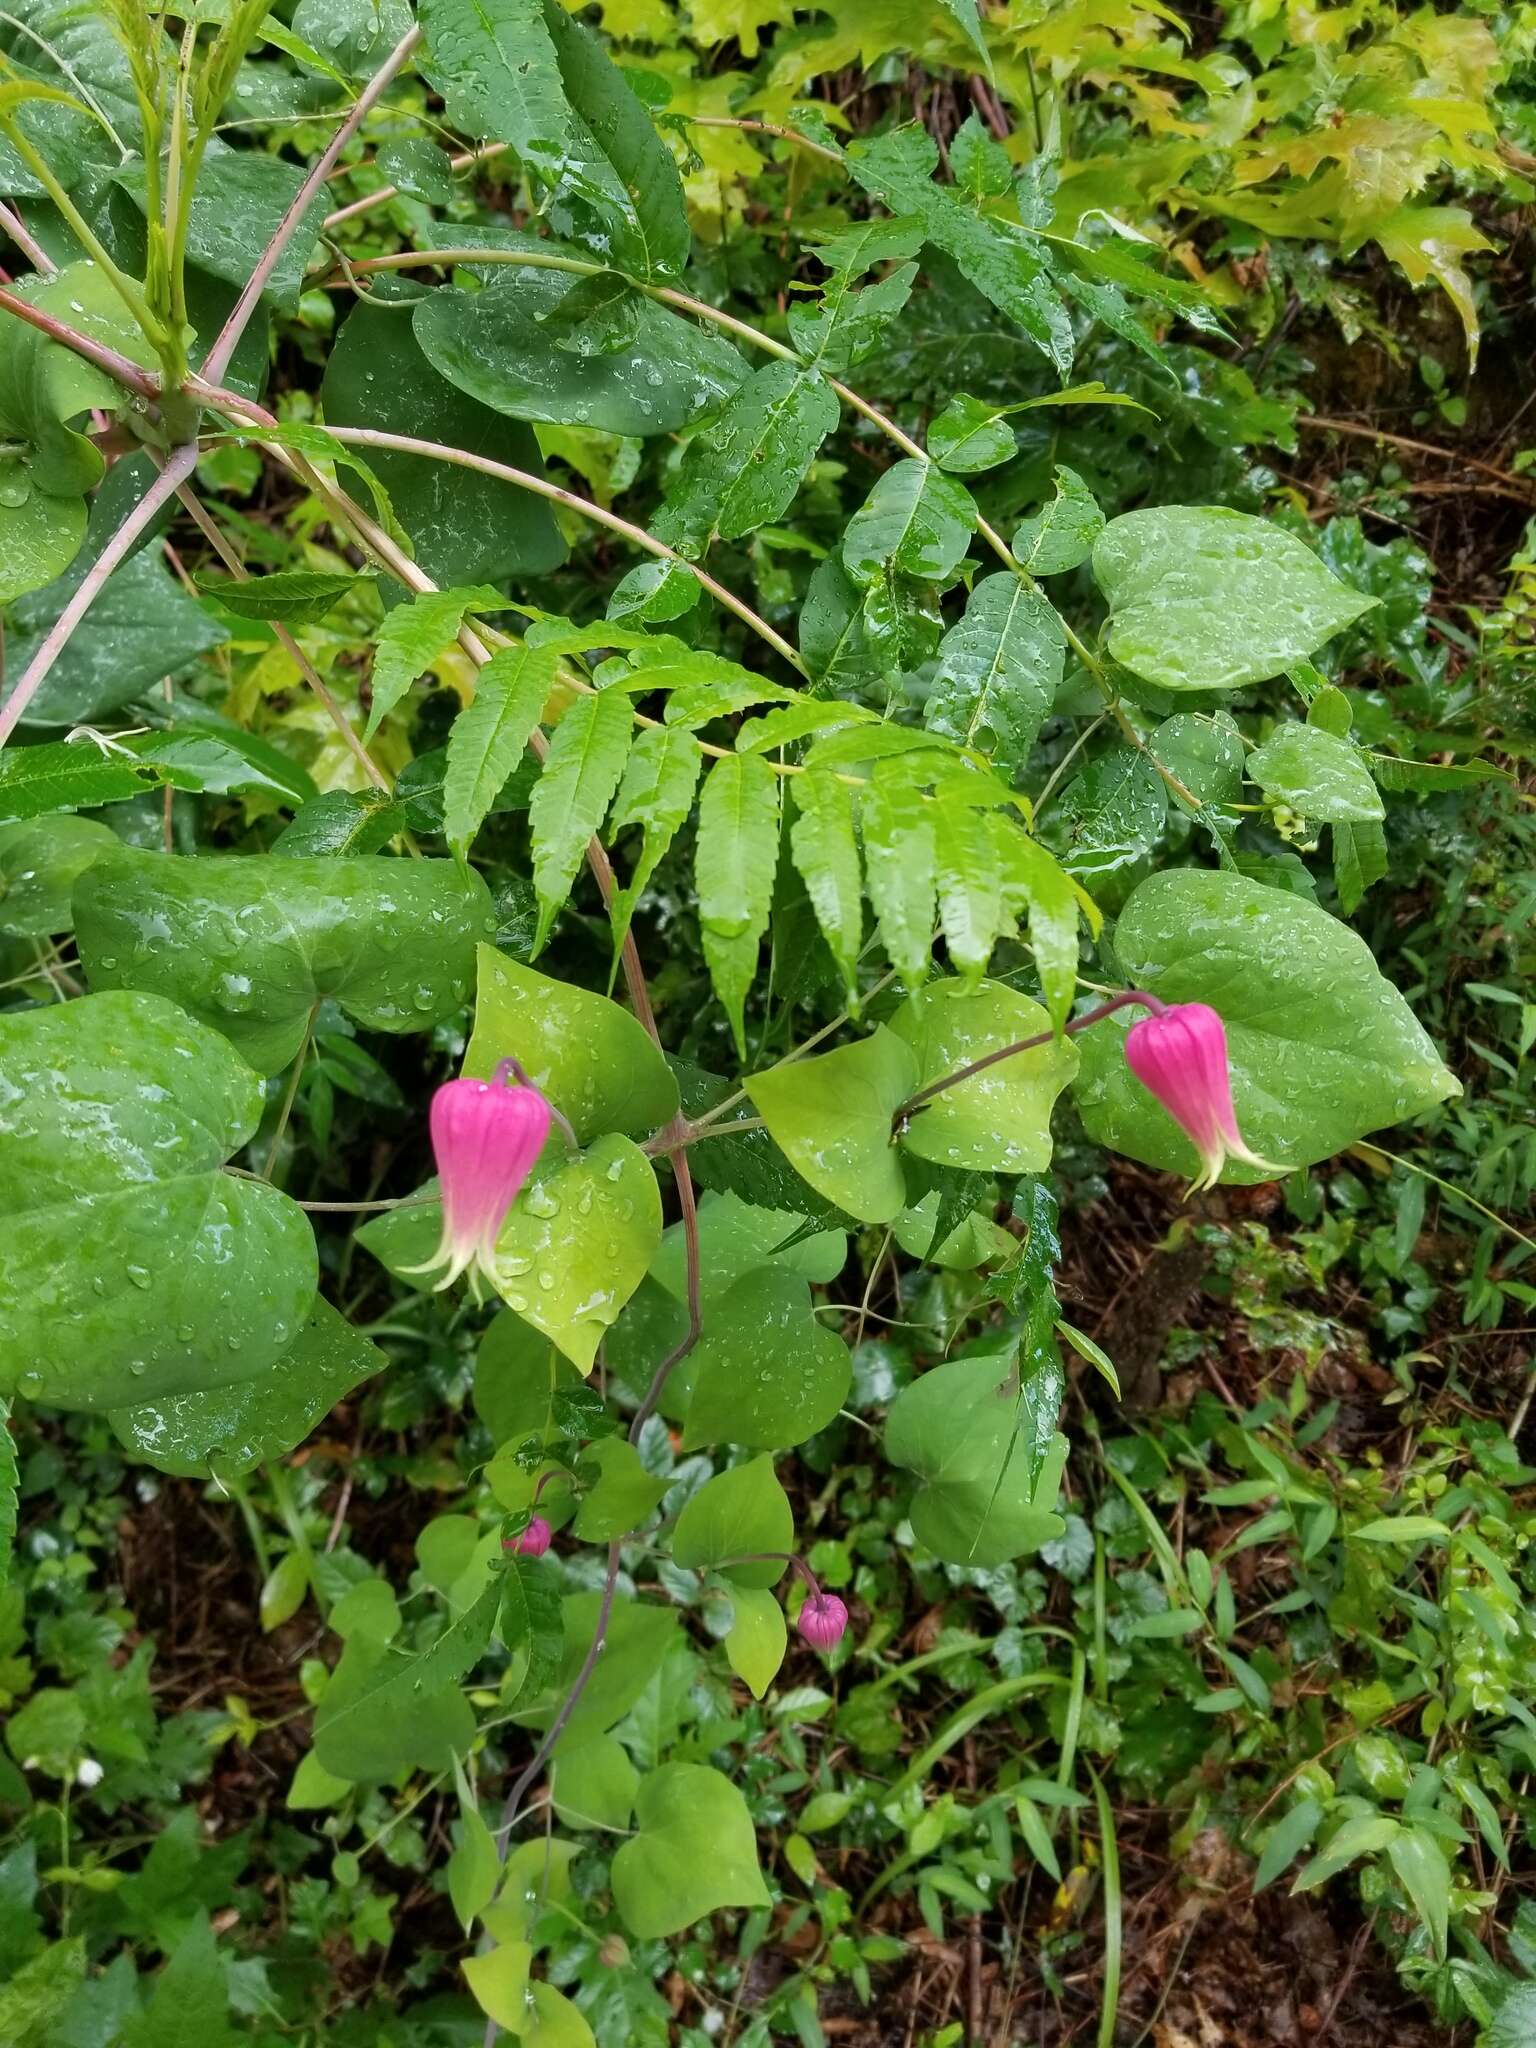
[
  {"xmin": 1124, "ymin": 1002, "xmax": 1282, "ymax": 1192},
  {"xmin": 403, "ymin": 1060, "xmax": 552, "ymax": 1293},
  {"xmin": 504, "ymin": 1516, "xmax": 552, "ymax": 1558},
  {"xmin": 796, "ymin": 1592, "xmax": 849, "ymax": 1652}
]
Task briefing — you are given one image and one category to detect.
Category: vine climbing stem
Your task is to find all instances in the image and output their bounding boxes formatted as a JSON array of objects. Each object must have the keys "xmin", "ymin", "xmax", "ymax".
[{"xmin": 337, "ymin": 245, "xmax": 1202, "ymax": 811}]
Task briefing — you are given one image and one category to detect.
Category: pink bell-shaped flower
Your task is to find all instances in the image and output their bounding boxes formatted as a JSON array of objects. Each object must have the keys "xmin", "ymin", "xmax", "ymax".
[
  {"xmin": 1124, "ymin": 1002, "xmax": 1282, "ymax": 1192},
  {"xmin": 796, "ymin": 1593, "xmax": 849, "ymax": 1653},
  {"xmin": 504, "ymin": 1516, "xmax": 552, "ymax": 1558},
  {"xmin": 403, "ymin": 1060, "xmax": 552, "ymax": 1293}
]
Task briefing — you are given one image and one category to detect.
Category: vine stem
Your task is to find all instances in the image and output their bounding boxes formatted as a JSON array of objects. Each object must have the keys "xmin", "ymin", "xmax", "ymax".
[
  {"xmin": 0, "ymin": 282, "xmax": 161, "ymax": 399},
  {"xmin": 892, "ymin": 990, "xmax": 1164, "ymax": 1125},
  {"xmin": 201, "ymin": 24, "xmax": 421, "ymax": 384},
  {"xmin": 341, "ymin": 246, "xmax": 1202, "ymax": 812},
  {"xmin": 0, "ymin": 199, "xmax": 55, "ymax": 274},
  {"xmin": 167, "ymin": 469, "xmax": 392, "ymax": 792},
  {"xmin": 321, "ymin": 424, "xmax": 806, "ymax": 673},
  {"xmin": 0, "ymin": 441, "xmax": 199, "ymax": 749}
]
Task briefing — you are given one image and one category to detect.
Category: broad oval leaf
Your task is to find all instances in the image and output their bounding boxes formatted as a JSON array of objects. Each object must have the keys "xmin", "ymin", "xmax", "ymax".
[
  {"xmin": 746, "ymin": 1027, "xmax": 918, "ymax": 1224},
  {"xmin": 682, "ymin": 1268, "xmax": 852, "ymax": 1452},
  {"xmin": 1072, "ymin": 869, "xmax": 1460, "ymax": 1180},
  {"xmin": 891, "ymin": 978, "xmax": 1078, "ymax": 1174},
  {"xmin": 611, "ymin": 1764, "xmax": 771, "ymax": 1938},
  {"xmin": 74, "ymin": 850, "xmax": 497, "ymax": 1075},
  {"xmin": 1093, "ymin": 506, "xmax": 1375, "ymax": 691},
  {"xmin": 463, "ymin": 945, "xmax": 678, "ymax": 1141},
  {"xmin": 413, "ymin": 268, "xmax": 745, "ymax": 435}
]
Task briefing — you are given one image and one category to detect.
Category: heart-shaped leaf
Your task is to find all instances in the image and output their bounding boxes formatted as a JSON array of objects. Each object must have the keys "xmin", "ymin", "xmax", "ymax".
[
  {"xmin": 74, "ymin": 850, "xmax": 496, "ymax": 1073},
  {"xmin": 108, "ymin": 1298, "xmax": 385, "ymax": 1477},
  {"xmin": 463, "ymin": 946, "xmax": 677, "ymax": 1142},
  {"xmin": 1094, "ymin": 506, "xmax": 1375, "ymax": 691},
  {"xmin": 494, "ymin": 1135, "xmax": 663, "ymax": 1373},
  {"xmin": 672, "ymin": 1455, "xmax": 794, "ymax": 1589},
  {"xmin": 1072, "ymin": 869, "xmax": 1459, "ymax": 1180},
  {"xmin": 0, "ymin": 992, "xmax": 317, "ymax": 1411},
  {"xmin": 746, "ymin": 1027, "xmax": 917, "ymax": 1224},
  {"xmin": 891, "ymin": 978, "xmax": 1078, "ymax": 1174},
  {"xmin": 682, "ymin": 1269, "xmax": 851, "ymax": 1451},
  {"xmin": 884, "ymin": 1347, "xmax": 1068, "ymax": 1566},
  {"xmin": 611, "ymin": 1764, "xmax": 770, "ymax": 1938}
]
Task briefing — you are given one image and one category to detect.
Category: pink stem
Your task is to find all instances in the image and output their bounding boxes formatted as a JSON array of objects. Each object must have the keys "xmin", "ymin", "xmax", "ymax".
[
  {"xmin": 0, "ymin": 283, "xmax": 160, "ymax": 400},
  {"xmin": 200, "ymin": 25, "xmax": 421, "ymax": 384},
  {"xmin": 0, "ymin": 441, "xmax": 200, "ymax": 750},
  {"xmin": 892, "ymin": 989, "xmax": 1168, "ymax": 1125}
]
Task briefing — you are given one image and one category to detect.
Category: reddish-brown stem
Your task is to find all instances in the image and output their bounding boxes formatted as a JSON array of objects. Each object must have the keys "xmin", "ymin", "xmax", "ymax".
[
  {"xmin": 718, "ymin": 1551, "xmax": 824, "ymax": 1597},
  {"xmin": 201, "ymin": 25, "xmax": 422, "ymax": 383},
  {"xmin": 0, "ymin": 283, "xmax": 161, "ymax": 400},
  {"xmin": 0, "ymin": 442, "xmax": 199, "ymax": 749},
  {"xmin": 322, "ymin": 424, "xmax": 806, "ymax": 673},
  {"xmin": 164, "ymin": 468, "xmax": 395, "ymax": 795},
  {"xmin": 0, "ymin": 199, "xmax": 55, "ymax": 275},
  {"xmin": 892, "ymin": 990, "xmax": 1166, "ymax": 1126}
]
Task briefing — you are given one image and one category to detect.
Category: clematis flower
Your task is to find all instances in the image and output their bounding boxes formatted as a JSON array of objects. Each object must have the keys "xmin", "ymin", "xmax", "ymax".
[
  {"xmin": 403, "ymin": 1060, "xmax": 551, "ymax": 1294},
  {"xmin": 1124, "ymin": 1001, "xmax": 1282, "ymax": 1192},
  {"xmin": 796, "ymin": 1593, "xmax": 849, "ymax": 1652},
  {"xmin": 504, "ymin": 1517, "xmax": 552, "ymax": 1558}
]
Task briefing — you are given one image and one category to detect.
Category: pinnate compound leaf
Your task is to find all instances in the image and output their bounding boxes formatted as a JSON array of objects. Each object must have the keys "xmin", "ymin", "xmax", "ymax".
[
  {"xmin": 891, "ymin": 978, "xmax": 1078, "ymax": 1174},
  {"xmin": 655, "ymin": 363, "xmax": 840, "ymax": 552},
  {"xmin": 1012, "ymin": 465, "xmax": 1104, "ymax": 576},
  {"xmin": 857, "ymin": 764, "xmax": 936, "ymax": 991},
  {"xmin": 74, "ymin": 850, "xmax": 496, "ymax": 1075},
  {"xmin": 611, "ymin": 1764, "xmax": 771, "ymax": 1938},
  {"xmin": 843, "ymin": 457, "xmax": 976, "ymax": 589},
  {"xmin": 788, "ymin": 768, "xmax": 863, "ymax": 1000},
  {"xmin": 989, "ymin": 824, "xmax": 1093, "ymax": 1031},
  {"xmin": 928, "ymin": 393, "xmax": 1018, "ymax": 473},
  {"xmin": 925, "ymin": 573, "xmax": 1063, "ymax": 777},
  {"xmin": 1094, "ymin": 507, "xmax": 1375, "ymax": 691},
  {"xmin": 417, "ymin": 0, "xmax": 572, "ymax": 193},
  {"xmin": 1248, "ymin": 722, "xmax": 1384, "ymax": 824},
  {"xmin": 444, "ymin": 643, "xmax": 561, "ymax": 854},
  {"xmin": 200, "ymin": 570, "xmax": 366, "ymax": 625},
  {"xmin": 606, "ymin": 722, "xmax": 704, "ymax": 961},
  {"xmin": 0, "ymin": 992, "xmax": 317, "ymax": 1411},
  {"xmin": 848, "ymin": 127, "xmax": 1073, "ymax": 375},
  {"xmin": 672, "ymin": 1455, "xmax": 794, "ymax": 1588},
  {"xmin": 696, "ymin": 751, "xmax": 780, "ymax": 1057},
  {"xmin": 529, "ymin": 688, "xmax": 636, "ymax": 951},
  {"xmin": 746, "ymin": 1027, "xmax": 917, "ymax": 1223},
  {"xmin": 365, "ymin": 584, "xmax": 507, "ymax": 741},
  {"xmin": 1072, "ymin": 869, "xmax": 1460, "ymax": 1181},
  {"xmin": 418, "ymin": 0, "xmax": 688, "ymax": 278},
  {"xmin": 935, "ymin": 796, "xmax": 1008, "ymax": 978}
]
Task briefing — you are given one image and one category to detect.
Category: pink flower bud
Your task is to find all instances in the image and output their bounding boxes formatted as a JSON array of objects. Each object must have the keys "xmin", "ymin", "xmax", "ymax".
[
  {"xmin": 504, "ymin": 1516, "xmax": 552, "ymax": 1558},
  {"xmin": 402, "ymin": 1061, "xmax": 552, "ymax": 1294},
  {"xmin": 796, "ymin": 1593, "xmax": 848, "ymax": 1653},
  {"xmin": 1124, "ymin": 1002, "xmax": 1282, "ymax": 1192}
]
